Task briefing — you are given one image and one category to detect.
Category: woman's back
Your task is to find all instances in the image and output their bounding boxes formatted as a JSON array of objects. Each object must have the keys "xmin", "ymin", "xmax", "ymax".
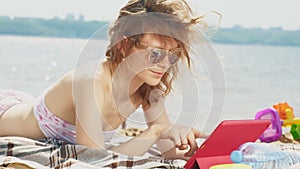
[{"xmin": 43, "ymin": 71, "xmax": 76, "ymax": 125}]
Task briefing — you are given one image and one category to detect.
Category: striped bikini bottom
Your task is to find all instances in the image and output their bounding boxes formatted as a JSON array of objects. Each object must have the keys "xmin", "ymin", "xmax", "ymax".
[{"xmin": 0, "ymin": 89, "xmax": 34, "ymax": 117}]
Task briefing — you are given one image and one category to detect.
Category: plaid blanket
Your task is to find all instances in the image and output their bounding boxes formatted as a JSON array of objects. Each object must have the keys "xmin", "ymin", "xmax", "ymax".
[
  {"xmin": 0, "ymin": 136, "xmax": 185, "ymax": 169},
  {"xmin": 2, "ymin": 133, "xmax": 300, "ymax": 169}
]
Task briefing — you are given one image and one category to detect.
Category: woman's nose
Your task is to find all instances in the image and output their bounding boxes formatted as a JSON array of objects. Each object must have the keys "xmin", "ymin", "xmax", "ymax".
[{"xmin": 157, "ymin": 55, "xmax": 170, "ymax": 68}]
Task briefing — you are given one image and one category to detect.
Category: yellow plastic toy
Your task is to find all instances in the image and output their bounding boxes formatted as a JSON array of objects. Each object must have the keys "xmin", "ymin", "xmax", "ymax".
[
  {"xmin": 273, "ymin": 102, "xmax": 300, "ymax": 140},
  {"xmin": 209, "ymin": 164, "xmax": 252, "ymax": 169}
]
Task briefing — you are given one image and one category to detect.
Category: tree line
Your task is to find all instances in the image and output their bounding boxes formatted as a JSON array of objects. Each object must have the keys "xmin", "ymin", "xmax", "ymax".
[{"xmin": 1, "ymin": 16, "xmax": 300, "ymax": 46}]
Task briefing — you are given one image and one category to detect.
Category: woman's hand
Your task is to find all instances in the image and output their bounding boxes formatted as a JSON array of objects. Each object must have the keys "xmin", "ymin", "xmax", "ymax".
[{"xmin": 153, "ymin": 123, "xmax": 203, "ymax": 157}]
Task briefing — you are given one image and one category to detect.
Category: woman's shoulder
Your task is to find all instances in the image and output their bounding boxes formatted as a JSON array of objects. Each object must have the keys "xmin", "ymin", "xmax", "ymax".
[
  {"xmin": 54, "ymin": 62, "xmax": 111, "ymax": 91},
  {"xmin": 94, "ymin": 61, "xmax": 112, "ymax": 82},
  {"xmin": 59, "ymin": 71, "xmax": 74, "ymax": 85}
]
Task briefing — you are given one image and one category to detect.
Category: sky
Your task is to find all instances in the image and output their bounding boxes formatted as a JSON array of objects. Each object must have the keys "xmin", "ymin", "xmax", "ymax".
[{"xmin": 0, "ymin": 0, "xmax": 300, "ymax": 30}]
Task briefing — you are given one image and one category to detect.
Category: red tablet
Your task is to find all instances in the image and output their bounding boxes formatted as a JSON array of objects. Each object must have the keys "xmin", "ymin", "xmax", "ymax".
[{"xmin": 184, "ymin": 119, "xmax": 271, "ymax": 169}]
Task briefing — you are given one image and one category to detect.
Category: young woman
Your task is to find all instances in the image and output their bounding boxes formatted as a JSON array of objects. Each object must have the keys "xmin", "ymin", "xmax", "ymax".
[{"xmin": 0, "ymin": 0, "xmax": 208, "ymax": 160}]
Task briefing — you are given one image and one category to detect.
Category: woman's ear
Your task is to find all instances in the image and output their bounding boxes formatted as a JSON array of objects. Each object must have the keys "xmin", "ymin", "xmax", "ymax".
[
  {"xmin": 116, "ymin": 43, "xmax": 124, "ymax": 56},
  {"xmin": 119, "ymin": 36, "xmax": 129, "ymax": 56}
]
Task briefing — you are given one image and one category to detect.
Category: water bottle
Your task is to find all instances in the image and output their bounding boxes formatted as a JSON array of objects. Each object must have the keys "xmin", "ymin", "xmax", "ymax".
[{"xmin": 230, "ymin": 142, "xmax": 300, "ymax": 169}]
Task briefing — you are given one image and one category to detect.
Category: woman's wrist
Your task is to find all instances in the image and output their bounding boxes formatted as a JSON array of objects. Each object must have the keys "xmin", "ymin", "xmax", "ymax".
[{"xmin": 149, "ymin": 123, "xmax": 170, "ymax": 137}]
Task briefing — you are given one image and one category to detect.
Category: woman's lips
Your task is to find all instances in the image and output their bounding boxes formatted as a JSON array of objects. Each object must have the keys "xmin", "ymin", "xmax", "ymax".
[{"xmin": 150, "ymin": 70, "xmax": 164, "ymax": 77}]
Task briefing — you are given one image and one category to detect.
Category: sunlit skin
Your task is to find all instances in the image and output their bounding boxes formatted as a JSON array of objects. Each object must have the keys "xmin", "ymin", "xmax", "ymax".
[{"xmin": 124, "ymin": 34, "xmax": 177, "ymax": 90}]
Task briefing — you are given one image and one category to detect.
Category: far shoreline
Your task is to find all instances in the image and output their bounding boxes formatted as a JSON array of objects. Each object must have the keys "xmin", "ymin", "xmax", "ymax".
[
  {"xmin": 1, "ymin": 34, "xmax": 299, "ymax": 49},
  {"xmin": 1, "ymin": 16, "xmax": 300, "ymax": 47}
]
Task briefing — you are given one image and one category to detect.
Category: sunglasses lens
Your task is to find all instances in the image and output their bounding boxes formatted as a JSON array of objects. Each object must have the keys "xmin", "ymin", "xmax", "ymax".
[
  {"xmin": 149, "ymin": 48, "xmax": 181, "ymax": 65},
  {"xmin": 168, "ymin": 50, "xmax": 181, "ymax": 65},
  {"xmin": 149, "ymin": 49, "xmax": 165, "ymax": 64}
]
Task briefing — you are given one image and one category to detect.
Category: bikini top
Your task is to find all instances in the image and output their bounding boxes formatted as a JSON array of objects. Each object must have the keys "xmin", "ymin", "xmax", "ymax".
[{"xmin": 34, "ymin": 94, "xmax": 116, "ymax": 144}]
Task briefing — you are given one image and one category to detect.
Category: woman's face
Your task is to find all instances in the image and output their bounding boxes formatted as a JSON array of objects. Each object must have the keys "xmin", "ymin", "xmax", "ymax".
[{"xmin": 125, "ymin": 34, "xmax": 179, "ymax": 86}]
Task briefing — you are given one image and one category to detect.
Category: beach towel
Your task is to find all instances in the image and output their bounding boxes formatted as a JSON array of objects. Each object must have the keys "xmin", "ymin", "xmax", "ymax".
[
  {"xmin": 1, "ymin": 131, "xmax": 300, "ymax": 168},
  {"xmin": 0, "ymin": 135, "xmax": 186, "ymax": 169}
]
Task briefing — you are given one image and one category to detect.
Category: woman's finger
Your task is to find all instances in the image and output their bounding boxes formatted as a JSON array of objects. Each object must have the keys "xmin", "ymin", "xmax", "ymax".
[
  {"xmin": 180, "ymin": 131, "xmax": 189, "ymax": 145},
  {"xmin": 175, "ymin": 130, "xmax": 189, "ymax": 150},
  {"xmin": 177, "ymin": 144, "xmax": 189, "ymax": 150},
  {"xmin": 172, "ymin": 133, "xmax": 182, "ymax": 147},
  {"xmin": 192, "ymin": 128, "xmax": 204, "ymax": 138},
  {"xmin": 184, "ymin": 132, "xmax": 198, "ymax": 157}
]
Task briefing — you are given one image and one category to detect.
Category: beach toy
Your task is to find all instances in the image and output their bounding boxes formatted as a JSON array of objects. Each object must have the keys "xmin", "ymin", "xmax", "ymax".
[
  {"xmin": 255, "ymin": 108, "xmax": 282, "ymax": 142},
  {"xmin": 273, "ymin": 102, "xmax": 294, "ymax": 120},
  {"xmin": 290, "ymin": 124, "xmax": 300, "ymax": 140},
  {"xmin": 255, "ymin": 108, "xmax": 300, "ymax": 142}
]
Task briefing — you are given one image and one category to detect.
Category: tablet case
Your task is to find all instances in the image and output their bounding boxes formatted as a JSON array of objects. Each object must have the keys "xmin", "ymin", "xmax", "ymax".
[{"xmin": 184, "ymin": 119, "xmax": 271, "ymax": 169}]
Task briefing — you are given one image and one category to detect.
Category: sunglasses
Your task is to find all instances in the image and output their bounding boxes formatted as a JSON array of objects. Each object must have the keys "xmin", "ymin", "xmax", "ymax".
[{"xmin": 147, "ymin": 47, "xmax": 183, "ymax": 66}]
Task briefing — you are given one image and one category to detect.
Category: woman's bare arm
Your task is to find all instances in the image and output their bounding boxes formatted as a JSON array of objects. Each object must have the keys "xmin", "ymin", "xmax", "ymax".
[
  {"xmin": 142, "ymin": 92, "xmax": 202, "ymax": 160},
  {"xmin": 109, "ymin": 124, "xmax": 163, "ymax": 156},
  {"xmin": 73, "ymin": 64, "xmax": 105, "ymax": 148}
]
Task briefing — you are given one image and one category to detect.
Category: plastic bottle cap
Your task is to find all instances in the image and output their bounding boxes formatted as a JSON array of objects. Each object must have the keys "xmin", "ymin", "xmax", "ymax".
[{"xmin": 230, "ymin": 150, "xmax": 243, "ymax": 163}]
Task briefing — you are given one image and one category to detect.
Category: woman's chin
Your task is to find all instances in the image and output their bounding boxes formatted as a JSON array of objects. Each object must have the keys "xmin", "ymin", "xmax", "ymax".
[{"xmin": 144, "ymin": 79, "xmax": 161, "ymax": 86}]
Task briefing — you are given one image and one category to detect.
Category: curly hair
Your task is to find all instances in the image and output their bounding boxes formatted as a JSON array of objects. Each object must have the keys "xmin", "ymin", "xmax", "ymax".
[{"xmin": 105, "ymin": 0, "xmax": 205, "ymax": 104}]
